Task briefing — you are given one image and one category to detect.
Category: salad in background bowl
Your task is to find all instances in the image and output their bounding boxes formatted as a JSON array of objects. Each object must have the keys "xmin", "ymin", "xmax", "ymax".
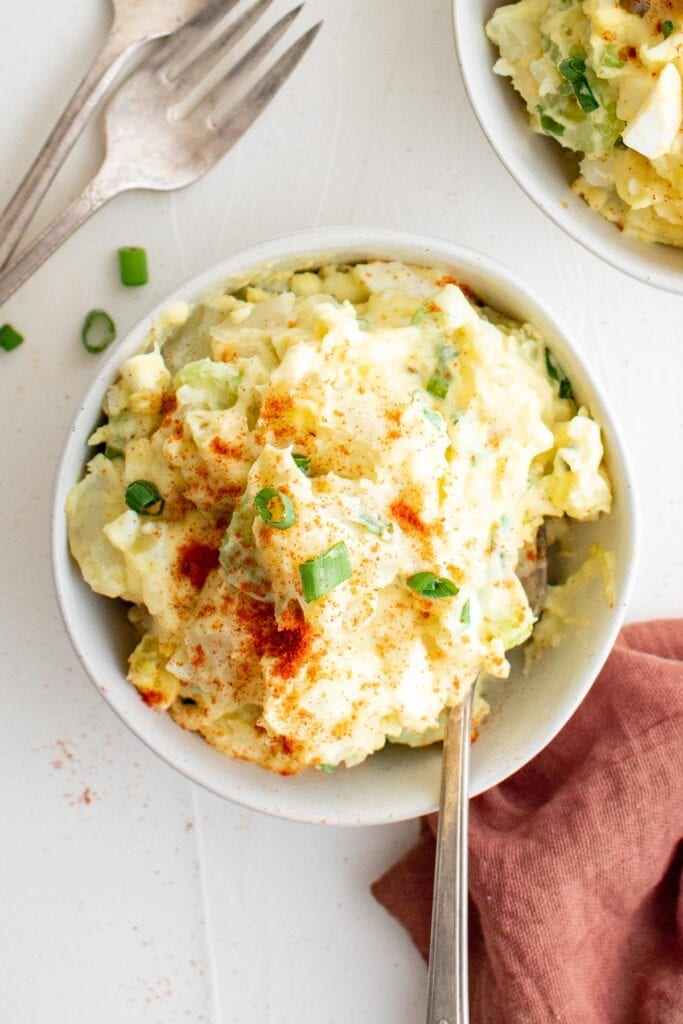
[
  {"xmin": 52, "ymin": 228, "xmax": 638, "ymax": 825},
  {"xmin": 454, "ymin": 0, "xmax": 683, "ymax": 293}
]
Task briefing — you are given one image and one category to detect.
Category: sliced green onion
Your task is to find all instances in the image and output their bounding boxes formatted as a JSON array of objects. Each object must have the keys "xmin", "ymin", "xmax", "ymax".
[
  {"xmin": 407, "ymin": 572, "xmax": 459, "ymax": 600},
  {"xmin": 427, "ymin": 372, "xmax": 449, "ymax": 399},
  {"xmin": 0, "ymin": 323, "xmax": 24, "ymax": 352},
  {"xmin": 118, "ymin": 247, "xmax": 149, "ymax": 287},
  {"xmin": 81, "ymin": 309, "xmax": 116, "ymax": 354},
  {"xmin": 460, "ymin": 599, "xmax": 471, "ymax": 625},
  {"xmin": 573, "ymin": 78, "xmax": 600, "ymax": 113},
  {"xmin": 292, "ymin": 453, "xmax": 311, "ymax": 475},
  {"xmin": 104, "ymin": 445, "xmax": 124, "ymax": 460},
  {"xmin": 253, "ymin": 487, "xmax": 295, "ymax": 530},
  {"xmin": 299, "ymin": 541, "xmax": 352, "ymax": 603},
  {"xmin": 545, "ymin": 348, "xmax": 574, "ymax": 401},
  {"xmin": 539, "ymin": 110, "xmax": 566, "ymax": 135},
  {"xmin": 318, "ymin": 764, "xmax": 336, "ymax": 773},
  {"xmin": 422, "ymin": 406, "xmax": 444, "ymax": 431},
  {"xmin": 353, "ymin": 509, "xmax": 394, "ymax": 540},
  {"xmin": 663, "ymin": 19, "xmax": 675, "ymax": 37},
  {"xmin": 559, "ymin": 56, "xmax": 587, "ymax": 80},
  {"xmin": 559, "ymin": 57, "xmax": 599, "ymax": 113},
  {"xmin": 427, "ymin": 343, "xmax": 458, "ymax": 400},
  {"xmin": 125, "ymin": 480, "xmax": 165, "ymax": 516},
  {"xmin": 601, "ymin": 44, "xmax": 625, "ymax": 68}
]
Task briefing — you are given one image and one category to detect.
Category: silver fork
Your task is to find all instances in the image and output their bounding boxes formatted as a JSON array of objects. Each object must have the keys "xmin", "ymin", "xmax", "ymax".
[
  {"xmin": 0, "ymin": 0, "xmax": 321, "ymax": 306},
  {"xmin": 0, "ymin": 0, "xmax": 211, "ymax": 271}
]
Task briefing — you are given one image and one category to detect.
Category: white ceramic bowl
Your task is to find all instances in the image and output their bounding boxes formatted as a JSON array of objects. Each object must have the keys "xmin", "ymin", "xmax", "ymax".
[
  {"xmin": 453, "ymin": 1, "xmax": 683, "ymax": 295},
  {"xmin": 52, "ymin": 227, "xmax": 638, "ymax": 825}
]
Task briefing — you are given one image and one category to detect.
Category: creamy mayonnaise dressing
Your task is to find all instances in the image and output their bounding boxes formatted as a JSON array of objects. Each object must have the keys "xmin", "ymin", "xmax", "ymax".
[{"xmin": 66, "ymin": 261, "xmax": 612, "ymax": 773}]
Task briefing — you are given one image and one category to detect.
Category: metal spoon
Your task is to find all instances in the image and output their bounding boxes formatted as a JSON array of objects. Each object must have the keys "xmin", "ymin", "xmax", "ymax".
[
  {"xmin": 425, "ymin": 527, "xmax": 548, "ymax": 1024},
  {"xmin": 0, "ymin": 0, "xmax": 210, "ymax": 271}
]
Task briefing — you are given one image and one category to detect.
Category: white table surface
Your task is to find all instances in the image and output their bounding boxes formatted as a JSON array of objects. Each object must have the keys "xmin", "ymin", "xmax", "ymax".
[{"xmin": 1, "ymin": 1, "xmax": 681, "ymax": 1021}]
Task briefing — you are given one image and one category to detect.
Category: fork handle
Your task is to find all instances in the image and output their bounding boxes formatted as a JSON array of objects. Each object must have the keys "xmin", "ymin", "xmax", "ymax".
[
  {"xmin": 426, "ymin": 687, "xmax": 474, "ymax": 1024},
  {"xmin": 0, "ymin": 29, "xmax": 135, "ymax": 272},
  {"xmin": 0, "ymin": 169, "xmax": 121, "ymax": 306}
]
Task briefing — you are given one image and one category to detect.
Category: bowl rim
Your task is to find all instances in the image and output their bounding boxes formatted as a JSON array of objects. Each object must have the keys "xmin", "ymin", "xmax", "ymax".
[
  {"xmin": 51, "ymin": 226, "xmax": 640, "ymax": 825},
  {"xmin": 451, "ymin": 0, "xmax": 683, "ymax": 296}
]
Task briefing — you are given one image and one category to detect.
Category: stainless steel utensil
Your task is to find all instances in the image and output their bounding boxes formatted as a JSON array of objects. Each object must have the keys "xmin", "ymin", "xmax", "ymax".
[
  {"xmin": 0, "ymin": 0, "xmax": 321, "ymax": 305},
  {"xmin": 0, "ymin": 0, "xmax": 211, "ymax": 271},
  {"xmin": 426, "ymin": 528, "xmax": 548, "ymax": 1024}
]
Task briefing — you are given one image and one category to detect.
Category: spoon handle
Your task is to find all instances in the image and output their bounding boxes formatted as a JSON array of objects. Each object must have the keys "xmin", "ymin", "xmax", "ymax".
[
  {"xmin": 0, "ymin": 27, "xmax": 134, "ymax": 272},
  {"xmin": 425, "ymin": 686, "xmax": 475, "ymax": 1024}
]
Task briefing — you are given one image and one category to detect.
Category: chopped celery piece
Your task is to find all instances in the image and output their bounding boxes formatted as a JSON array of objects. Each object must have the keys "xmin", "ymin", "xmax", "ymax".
[{"xmin": 602, "ymin": 45, "xmax": 624, "ymax": 69}]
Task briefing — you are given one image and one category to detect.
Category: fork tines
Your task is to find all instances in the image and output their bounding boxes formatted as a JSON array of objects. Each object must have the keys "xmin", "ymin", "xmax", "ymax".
[
  {"xmin": 153, "ymin": 0, "xmax": 320, "ymax": 131},
  {"xmin": 208, "ymin": 20, "xmax": 321, "ymax": 134}
]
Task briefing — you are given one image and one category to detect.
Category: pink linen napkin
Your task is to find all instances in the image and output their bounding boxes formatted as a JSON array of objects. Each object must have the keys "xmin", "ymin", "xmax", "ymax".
[{"xmin": 372, "ymin": 620, "xmax": 683, "ymax": 1024}]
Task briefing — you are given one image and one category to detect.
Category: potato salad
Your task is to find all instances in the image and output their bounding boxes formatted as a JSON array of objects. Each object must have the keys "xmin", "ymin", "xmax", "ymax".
[
  {"xmin": 66, "ymin": 261, "xmax": 612, "ymax": 774},
  {"xmin": 487, "ymin": 0, "xmax": 683, "ymax": 246}
]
